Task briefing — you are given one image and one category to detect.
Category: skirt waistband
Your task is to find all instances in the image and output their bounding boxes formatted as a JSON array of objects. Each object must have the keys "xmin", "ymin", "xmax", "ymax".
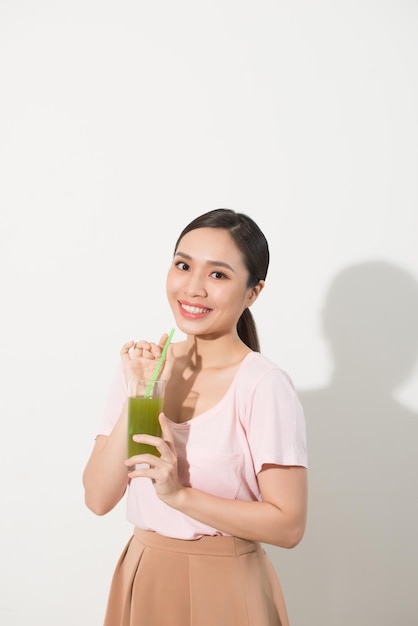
[{"xmin": 133, "ymin": 528, "xmax": 260, "ymax": 557}]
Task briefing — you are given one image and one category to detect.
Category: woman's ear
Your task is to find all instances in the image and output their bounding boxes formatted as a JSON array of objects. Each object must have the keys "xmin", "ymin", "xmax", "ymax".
[{"xmin": 247, "ymin": 279, "xmax": 265, "ymax": 307}]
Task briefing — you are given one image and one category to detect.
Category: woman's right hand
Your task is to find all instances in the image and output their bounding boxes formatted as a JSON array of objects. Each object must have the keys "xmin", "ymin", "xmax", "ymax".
[{"xmin": 120, "ymin": 333, "xmax": 175, "ymax": 385}]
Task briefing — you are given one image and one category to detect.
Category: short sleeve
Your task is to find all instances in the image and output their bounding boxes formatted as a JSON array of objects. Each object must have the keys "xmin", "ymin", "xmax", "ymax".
[
  {"xmin": 241, "ymin": 367, "xmax": 307, "ymax": 473},
  {"xmin": 97, "ymin": 361, "xmax": 127, "ymax": 437}
]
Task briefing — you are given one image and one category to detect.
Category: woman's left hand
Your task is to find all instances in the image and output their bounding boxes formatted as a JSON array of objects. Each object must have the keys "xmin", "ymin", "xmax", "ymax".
[{"xmin": 124, "ymin": 414, "xmax": 184, "ymax": 506}]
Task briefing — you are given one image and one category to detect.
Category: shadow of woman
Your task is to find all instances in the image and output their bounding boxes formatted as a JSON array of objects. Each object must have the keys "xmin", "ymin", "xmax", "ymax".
[{"xmin": 270, "ymin": 260, "xmax": 418, "ymax": 626}]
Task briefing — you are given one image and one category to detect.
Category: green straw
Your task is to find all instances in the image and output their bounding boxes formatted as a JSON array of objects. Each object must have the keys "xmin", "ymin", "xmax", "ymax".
[{"xmin": 144, "ymin": 328, "xmax": 175, "ymax": 398}]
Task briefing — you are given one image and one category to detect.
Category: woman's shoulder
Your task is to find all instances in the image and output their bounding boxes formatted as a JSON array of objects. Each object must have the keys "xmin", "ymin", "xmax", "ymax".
[
  {"xmin": 239, "ymin": 351, "xmax": 293, "ymax": 379},
  {"xmin": 234, "ymin": 351, "xmax": 298, "ymax": 400}
]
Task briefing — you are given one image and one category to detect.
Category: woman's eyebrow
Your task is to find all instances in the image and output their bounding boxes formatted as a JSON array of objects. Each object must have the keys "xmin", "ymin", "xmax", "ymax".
[{"xmin": 174, "ymin": 251, "xmax": 235, "ymax": 273}]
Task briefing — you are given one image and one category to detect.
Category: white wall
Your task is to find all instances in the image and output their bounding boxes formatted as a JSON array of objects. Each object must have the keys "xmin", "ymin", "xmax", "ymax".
[{"xmin": 1, "ymin": 2, "xmax": 417, "ymax": 625}]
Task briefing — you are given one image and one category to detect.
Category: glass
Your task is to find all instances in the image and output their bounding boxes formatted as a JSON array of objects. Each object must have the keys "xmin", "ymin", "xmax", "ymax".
[{"xmin": 127, "ymin": 379, "xmax": 165, "ymax": 458}]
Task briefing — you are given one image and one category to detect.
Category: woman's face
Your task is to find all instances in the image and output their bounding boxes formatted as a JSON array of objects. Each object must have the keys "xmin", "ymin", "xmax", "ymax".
[{"xmin": 166, "ymin": 227, "xmax": 260, "ymax": 339}]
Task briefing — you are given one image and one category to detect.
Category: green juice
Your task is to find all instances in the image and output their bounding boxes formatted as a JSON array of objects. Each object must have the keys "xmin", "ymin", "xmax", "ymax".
[{"xmin": 127, "ymin": 396, "xmax": 164, "ymax": 458}]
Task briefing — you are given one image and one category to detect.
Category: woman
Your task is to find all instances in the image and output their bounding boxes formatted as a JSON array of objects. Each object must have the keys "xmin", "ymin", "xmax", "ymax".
[{"xmin": 83, "ymin": 208, "xmax": 308, "ymax": 626}]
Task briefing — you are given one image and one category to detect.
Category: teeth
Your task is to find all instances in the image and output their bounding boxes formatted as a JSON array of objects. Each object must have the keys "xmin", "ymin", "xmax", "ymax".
[{"xmin": 181, "ymin": 303, "xmax": 211, "ymax": 314}]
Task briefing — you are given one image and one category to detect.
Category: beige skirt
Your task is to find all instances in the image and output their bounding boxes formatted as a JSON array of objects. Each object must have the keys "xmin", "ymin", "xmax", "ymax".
[{"xmin": 103, "ymin": 528, "xmax": 289, "ymax": 626}]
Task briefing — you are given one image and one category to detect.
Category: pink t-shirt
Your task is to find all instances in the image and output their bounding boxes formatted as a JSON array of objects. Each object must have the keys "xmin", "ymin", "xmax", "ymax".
[{"xmin": 98, "ymin": 351, "xmax": 307, "ymax": 540}]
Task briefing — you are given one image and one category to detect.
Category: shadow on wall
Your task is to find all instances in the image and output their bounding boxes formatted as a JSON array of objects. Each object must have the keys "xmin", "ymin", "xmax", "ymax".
[{"xmin": 272, "ymin": 260, "xmax": 418, "ymax": 626}]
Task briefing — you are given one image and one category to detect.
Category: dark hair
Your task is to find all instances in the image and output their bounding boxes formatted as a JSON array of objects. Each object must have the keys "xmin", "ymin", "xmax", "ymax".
[{"xmin": 174, "ymin": 208, "xmax": 270, "ymax": 351}]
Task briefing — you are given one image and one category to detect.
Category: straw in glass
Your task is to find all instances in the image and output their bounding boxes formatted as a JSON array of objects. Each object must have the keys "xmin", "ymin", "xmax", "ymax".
[{"xmin": 144, "ymin": 328, "xmax": 175, "ymax": 398}]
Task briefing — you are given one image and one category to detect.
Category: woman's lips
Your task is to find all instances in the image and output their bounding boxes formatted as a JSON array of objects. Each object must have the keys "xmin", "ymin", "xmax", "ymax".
[{"xmin": 178, "ymin": 301, "xmax": 212, "ymax": 317}]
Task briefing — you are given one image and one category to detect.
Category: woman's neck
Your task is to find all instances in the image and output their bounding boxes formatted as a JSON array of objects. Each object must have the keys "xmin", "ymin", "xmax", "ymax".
[{"xmin": 177, "ymin": 334, "xmax": 250, "ymax": 370}]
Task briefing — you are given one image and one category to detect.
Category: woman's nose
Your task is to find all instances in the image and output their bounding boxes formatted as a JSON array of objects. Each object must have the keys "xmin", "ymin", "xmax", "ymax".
[{"xmin": 184, "ymin": 272, "xmax": 207, "ymax": 297}]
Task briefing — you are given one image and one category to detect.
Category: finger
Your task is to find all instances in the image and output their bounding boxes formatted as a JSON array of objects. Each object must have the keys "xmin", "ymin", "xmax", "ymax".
[
  {"xmin": 134, "ymin": 340, "xmax": 156, "ymax": 360},
  {"xmin": 159, "ymin": 414, "xmax": 175, "ymax": 447},
  {"xmin": 146, "ymin": 341, "xmax": 161, "ymax": 359},
  {"xmin": 126, "ymin": 465, "xmax": 161, "ymax": 480},
  {"xmin": 133, "ymin": 430, "xmax": 174, "ymax": 460},
  {"xmin": 134, "ymin": 340, "xmax": 151, "ymax": 354},
  {"xmin": 145, "ymin": 333, "xmax": 169, "ymax": 360},
  {"xmin": 158, "ymin": 333, "xmax": 169, "ymax": 351},
  {"xmin": 120, "ymin": 341, "xmax": 134, "ymax": 362},
  {"xmin": 124, "ymin": 451, "xmax": 162, "ymax": 467},
  {"xmin": 132, "ymin": 433, "xmax": 165, "ymax": 448},
  {"xmin": 120, "ymin": 341, "xmax": 134, "ymax": 354},
  {"xmin": 144, "ymin": 333, "xmax": 171, "ymax": 361},
  {"xmin": 149, "ymin": 333, "xmax": 170, "ymax": 359}
]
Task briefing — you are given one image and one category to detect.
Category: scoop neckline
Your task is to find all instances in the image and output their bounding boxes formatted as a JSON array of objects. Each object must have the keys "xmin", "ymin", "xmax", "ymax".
[{"xmin": 165, "ymin": 351, "xmax": 255, "ymax": 428}]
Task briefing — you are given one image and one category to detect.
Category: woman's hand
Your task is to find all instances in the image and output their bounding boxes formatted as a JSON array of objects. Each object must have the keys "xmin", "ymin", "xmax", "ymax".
[
  {"xmin": 120, "ymin": 333, "xmax": 174, "ymax": 384},
  {"xmin": 124, "ymin": 414, "xmax": 184, "ymax": 506}
]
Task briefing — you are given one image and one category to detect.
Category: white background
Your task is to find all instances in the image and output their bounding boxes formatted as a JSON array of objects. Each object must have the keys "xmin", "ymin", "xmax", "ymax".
[{"xmin": 1, "ymin": 2, "xmax": 417, "ymax": 625}]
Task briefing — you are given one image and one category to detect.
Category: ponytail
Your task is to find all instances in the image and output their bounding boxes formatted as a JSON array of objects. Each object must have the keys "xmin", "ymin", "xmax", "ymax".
[{"xmin": 237, "ymin": 308, "xmax": 260, "ymax": 352}]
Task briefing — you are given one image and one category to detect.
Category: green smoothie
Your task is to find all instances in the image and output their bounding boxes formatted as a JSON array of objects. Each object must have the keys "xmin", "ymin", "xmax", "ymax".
[{"xmin": 127, "ymin": 395, "xmax": 164, "ymax": 458}]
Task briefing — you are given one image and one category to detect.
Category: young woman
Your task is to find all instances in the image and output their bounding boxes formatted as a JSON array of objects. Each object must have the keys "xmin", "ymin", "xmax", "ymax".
[{"xmin": 83, "ymin": 208, "xmax": 308, "ymax": 626}]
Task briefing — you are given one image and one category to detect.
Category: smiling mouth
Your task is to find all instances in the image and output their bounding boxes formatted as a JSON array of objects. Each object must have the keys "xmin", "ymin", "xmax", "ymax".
[{"xmin": 180, "ymin": 303, "xmax": 212, "ymax": 315}]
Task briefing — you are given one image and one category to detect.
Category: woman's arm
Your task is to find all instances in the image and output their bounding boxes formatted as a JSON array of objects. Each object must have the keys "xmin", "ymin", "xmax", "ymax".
[
  {"xmin": 127, "ymin": 416, "xmax": 308, "ymax": 548},
  {"xmin": 169, "ymin": 465, "xmax": 307, "ymax": 548},
  {"xmin": 82, "ymin": 402, "xmax": 130, "ymax": 515}
]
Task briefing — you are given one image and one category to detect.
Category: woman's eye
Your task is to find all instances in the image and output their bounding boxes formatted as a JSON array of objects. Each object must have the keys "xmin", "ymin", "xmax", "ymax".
[
  {"xmin": 211, "ymin": 271, "xmax": 227, "ymax": 279},
  {"xmin": 176, "ymin": 261, "xmax": 190, "ymax": 271}
]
